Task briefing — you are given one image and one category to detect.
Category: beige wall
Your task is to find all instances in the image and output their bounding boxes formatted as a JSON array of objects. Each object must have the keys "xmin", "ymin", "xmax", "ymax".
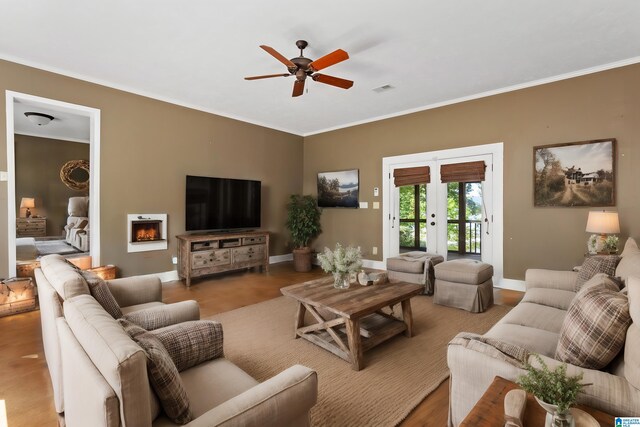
[
  {"xmin": 303, "ymin": 64, "xmax": 640, "ymax": 280},
  {"xmin": 15, "ymin": 135, "xmax": 90, "ymax": 236},
  {"xmin": 0, "ymin": 59, "xmax": 303, "ymax": 277}
]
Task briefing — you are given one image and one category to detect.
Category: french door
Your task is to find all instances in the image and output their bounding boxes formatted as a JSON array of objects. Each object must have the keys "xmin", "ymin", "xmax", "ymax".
[{"xmin": 386, "ymin": 154, "xmax": 494, "ymax": 266}]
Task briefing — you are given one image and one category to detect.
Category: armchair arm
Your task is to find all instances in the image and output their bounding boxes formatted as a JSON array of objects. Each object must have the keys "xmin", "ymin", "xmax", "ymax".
[
  {"xmin": 525, "ymin": 269, "xmax": 577, "ymax": 292},
  {"xmin": 107, "ymin": 276, "xmax": 162, "ymax": 307},
  {"xmin": 123, "ymin": 300, "xmax": 200, "ymax": 330},
  {"xmin": 187, "ymin": 365, "xmax": 317, "ymax": 427}
]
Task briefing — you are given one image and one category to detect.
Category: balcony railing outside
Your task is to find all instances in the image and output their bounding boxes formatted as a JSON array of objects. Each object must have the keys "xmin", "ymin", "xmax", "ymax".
[{"xmin": 447, "ymin": 220, "xmax": 481, "ymax": 254}]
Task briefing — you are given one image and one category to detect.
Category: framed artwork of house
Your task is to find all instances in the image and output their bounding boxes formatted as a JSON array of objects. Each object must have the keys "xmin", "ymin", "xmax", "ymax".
[
  {"xmin": 533, "ymin": 139, "xmax": 616, "ymax": 207},
  {"xmin": 317, "ymin": 169, "xmax": 359, "ymax": 208}
]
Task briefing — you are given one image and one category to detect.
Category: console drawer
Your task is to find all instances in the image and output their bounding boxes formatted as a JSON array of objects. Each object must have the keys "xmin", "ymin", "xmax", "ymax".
[
  {"xmin": 191, "ymin": 249, "xmax": 231, "ymax": 269},
  {"xmin": 242, "ymin": 235, "xmax": 267, "ymax": 245},
  {"xmin": 232, "ymin": 245, "xmax": 265, "ymax": 263}
]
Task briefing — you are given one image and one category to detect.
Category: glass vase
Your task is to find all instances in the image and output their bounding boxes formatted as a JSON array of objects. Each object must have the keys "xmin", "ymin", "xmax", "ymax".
[
  {"xmin": 333, "ymin": 272, "xmax": 350, "ymax": 289},
  {"xmin": 535, "ymin": 397, "xmax": 575, "ymax": 427}
]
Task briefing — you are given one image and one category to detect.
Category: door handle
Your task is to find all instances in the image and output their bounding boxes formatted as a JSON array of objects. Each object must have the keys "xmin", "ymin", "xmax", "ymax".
[{"xmin": 430, "ymin": 222, "xmax": 435, "ymax": 226}]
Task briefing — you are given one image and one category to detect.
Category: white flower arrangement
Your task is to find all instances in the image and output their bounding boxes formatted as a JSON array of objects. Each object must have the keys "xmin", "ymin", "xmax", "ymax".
[{"xmin": 317, "ymin": 243, "xmax": 363, "ymax": 275}]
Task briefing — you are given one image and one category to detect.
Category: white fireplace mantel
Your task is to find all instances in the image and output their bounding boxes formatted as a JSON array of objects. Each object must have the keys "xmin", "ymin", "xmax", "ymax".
[{"xmin": 127, "ymin": 214, "xmax": 168, "ymax": 253}]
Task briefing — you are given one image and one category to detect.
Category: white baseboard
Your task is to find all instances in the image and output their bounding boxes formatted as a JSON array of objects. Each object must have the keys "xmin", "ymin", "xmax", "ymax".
[
  {"xmin": 143, "ymin": 270, "xmax": 180, "ymax": 284},
  {"xmin": 269, "ymin": 253, "xmax": 293, "ymax": 264},
  {"xmin": 362, "ymin": 259, "xmax": 386, "ymax": 270},
  {"xmin": 496, "ymin": 278, "xmax": 525, "ymax": 292}
]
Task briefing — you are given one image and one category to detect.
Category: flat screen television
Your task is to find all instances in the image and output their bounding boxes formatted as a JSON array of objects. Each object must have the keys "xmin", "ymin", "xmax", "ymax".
[{"xmin": 185, "ymin": 175, "xmax": 261, "ymax": 231}]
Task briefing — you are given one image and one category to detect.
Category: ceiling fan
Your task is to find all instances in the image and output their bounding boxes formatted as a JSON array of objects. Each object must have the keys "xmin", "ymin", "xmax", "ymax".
[{"xmin": 245, "ymin": 40, "xmax": 353, "ymax": 97}]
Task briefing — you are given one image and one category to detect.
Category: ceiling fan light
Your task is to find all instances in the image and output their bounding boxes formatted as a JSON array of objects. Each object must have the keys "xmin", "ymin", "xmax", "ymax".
[{"xmin": 24, "ymin": 112, "xmax": 54, "ymax": 126}]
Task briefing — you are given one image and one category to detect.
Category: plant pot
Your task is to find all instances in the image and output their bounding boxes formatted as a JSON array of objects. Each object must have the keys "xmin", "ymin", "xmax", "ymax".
[
  {"xmin": 535, "ymin": 397, "xmax": 575, "ymax": 427},
  {"xmin": 293, "ymin": 247, "xmax": 312, "ymax": 272}
]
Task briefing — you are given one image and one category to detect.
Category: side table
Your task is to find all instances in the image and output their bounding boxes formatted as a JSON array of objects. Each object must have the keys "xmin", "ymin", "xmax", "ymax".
[{"xmin": 460, "ymin": 376, "xmax": 614, "ymax": 426}]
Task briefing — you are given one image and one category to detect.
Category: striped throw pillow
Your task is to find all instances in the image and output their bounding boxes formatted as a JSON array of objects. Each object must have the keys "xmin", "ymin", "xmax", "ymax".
[{"xmin": 151, "ymin": 321, "xmax": 224, "ymax": 372}]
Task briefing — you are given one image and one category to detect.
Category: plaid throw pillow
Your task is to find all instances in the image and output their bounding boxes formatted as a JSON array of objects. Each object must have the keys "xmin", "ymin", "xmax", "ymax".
[
  {"xmin": 119, "ymin": 319, "xmax": 193, "ymax": 425},
  {"xmin": 556, "ymin": 275, "xmax": 631, "ymax": 369},
  {"xmin": 81, "ymin": 271, "xmax": 123, "ymax": 319},
  {"xmin": 151, "ymin": 321, "xmax": 224, "ymax": 372},
  {"xmin": 575, "ymin": 255, "xmax": 619, "ymax": 291}
]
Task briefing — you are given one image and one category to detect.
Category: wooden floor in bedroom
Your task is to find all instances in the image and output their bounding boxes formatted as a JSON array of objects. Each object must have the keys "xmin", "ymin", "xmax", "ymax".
[{"xmin": 1, "ymin": 262, "xmax": 522, "ymax": 427}]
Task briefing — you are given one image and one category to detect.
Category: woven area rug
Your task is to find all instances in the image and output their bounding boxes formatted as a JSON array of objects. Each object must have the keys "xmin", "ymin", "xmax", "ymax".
[
  {"xmin": 35, "ymin": 239, "xmax": 81, "ymax": 256},
  {"xmin": 210, "ymin": 295, "xmax": 510, "ymax": 427}
]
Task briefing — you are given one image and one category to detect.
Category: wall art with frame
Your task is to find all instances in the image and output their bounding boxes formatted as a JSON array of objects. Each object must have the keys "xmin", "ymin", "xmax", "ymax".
[
  {"xmin": 317, "ymin": 169, "xmax": 359, "ymax": 208},
  {"xmin": 533, "ymin": 138, "xmax": 616, "ymax": 207}
]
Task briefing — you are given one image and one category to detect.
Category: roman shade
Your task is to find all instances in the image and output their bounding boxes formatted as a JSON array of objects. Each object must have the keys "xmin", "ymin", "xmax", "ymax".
[
  {"xmin": 440, "ymin": 161, "xmax": 486, "ymax": 183},
  {"xmin": 393, "ymin": 166, "xmax": 430, "ymax": 187}
]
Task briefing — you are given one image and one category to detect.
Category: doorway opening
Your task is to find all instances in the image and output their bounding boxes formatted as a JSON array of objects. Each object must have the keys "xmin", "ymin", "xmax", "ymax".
[{"xmin": 5, "ymin": 91, "xmax": 101, "ymax": 277}]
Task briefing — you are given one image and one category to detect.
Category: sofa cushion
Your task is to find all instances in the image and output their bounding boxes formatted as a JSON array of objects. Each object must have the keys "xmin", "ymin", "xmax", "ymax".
[
  {"xmin": 151, "ymin": 321, "xmax": 224, "ymax": 372},
  {"xmin": 495, "ymin": 302, "xmax": 567, "ymax": 334},
  {"xmin": 81, "ymin": 271, "xmax": 123, "ymax": 319},
  {"xmin": 484, "ymin": 323, "xmax": 559, "ymax": 357},
  {"xmin": 556, "ymin": 275, "xmax": 631, "ymax": 369},
  {"xmin": 575, "ymin": 255, "xmax": 619, "ymax": 291},
  {"xmin": 40, "ymin": 254, "xmax": 89, "ymax": 299},
  {"xmin": 625, "ymin": 277, "xmax": 640, "ymax": 389},
  {"xmin": 121, "ymin": 301, "xmax": 165, "ymax": 315},
  {"xmin": 119, "ymin": 319, "xmax": 193, "ymax": 425},
  {"xmin": 617, "ymin": 238, "xmax": 640, "ymax": 284},
  {"xmin": 520, "ymin": 288, "xmax": 576, "ymax": 311}
]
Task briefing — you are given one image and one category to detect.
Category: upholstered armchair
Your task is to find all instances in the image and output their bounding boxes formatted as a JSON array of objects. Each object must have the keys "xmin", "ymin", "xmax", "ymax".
[{"xmin": 64, "ymin": 196, "xmax": 89, "ymax": 251}]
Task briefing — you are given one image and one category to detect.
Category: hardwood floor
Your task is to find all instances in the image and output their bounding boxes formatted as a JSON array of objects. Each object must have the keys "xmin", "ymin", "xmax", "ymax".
[{"xmin": 0, "ymin": 262, "xmax": 522, "ymax": 427}]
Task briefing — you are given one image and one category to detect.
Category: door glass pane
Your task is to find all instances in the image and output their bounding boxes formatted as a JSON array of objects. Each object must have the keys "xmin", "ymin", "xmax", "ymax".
[
  {"xmin": 399, "ymin": 223, "xmax": 415, "ymax": 247},
  {"xmin": 447, "ymin": 223, "xmax": 459, "ymax": 251},
  {"xmin": 419, "ymin": 222, "xmax": 427, "ymax": 248},
  {"xmin": 465, "ymin": 183, "xmax": 482, "ymax": 220},
  {"xmin": 447, "ymin": 183, "xmax": 459, "ymax": 220},
  {"xmin": 418, "ymin": 184, "xmax": 427, "ymax": 219},
  {"xmin": 399, "ymin": 185, "xmax": 415, "ymax": 219}
]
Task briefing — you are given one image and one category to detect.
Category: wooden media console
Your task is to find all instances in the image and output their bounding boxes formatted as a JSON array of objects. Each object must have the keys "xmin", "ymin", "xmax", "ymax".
[{"xmin": 176, "ymin": 231, "xmax": 269, "ymax": 287}]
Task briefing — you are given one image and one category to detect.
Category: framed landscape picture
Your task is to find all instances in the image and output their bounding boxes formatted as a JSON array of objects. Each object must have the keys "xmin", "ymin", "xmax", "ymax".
[
  {"xmin": 317, "ymin": 169, "xmax": 359, "ymax": 208},
  {"xmin": 533, "ymin": 139, "xmax": 616, "ymax": 207}
]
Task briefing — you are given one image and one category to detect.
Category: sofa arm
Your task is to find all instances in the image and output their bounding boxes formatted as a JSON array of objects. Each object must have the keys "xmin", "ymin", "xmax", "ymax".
[
  {"xmin": 536, "ymin": 355, "xmax": 640, "ymax": 417},
  {"xmin": 525, "ymin": 269, "xmax": 577, "ymax": 292},
  {"xmin": 107, "ymin": 276, "xmax": 162, "ymax": 307},
  {"xmin": 187, "ymin": 365, "xmax": 318, "ymax": 427},
  {"xmin": 123, "ymin": 300, "xmax": 200, "ymax": 330}
]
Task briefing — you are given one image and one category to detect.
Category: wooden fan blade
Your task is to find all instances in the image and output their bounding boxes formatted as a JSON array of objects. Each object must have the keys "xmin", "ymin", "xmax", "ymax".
[
  {"xmin": 260, "ymin": 45, "xmax": 296, "ymax": 68},
  {"xmin": 244, "ymin": 73, "xmax": 290, "ymax": 80},
  {"xmin": 292, "ymin": 79, "xmax": 305, "ymax": 97},
  {"xmin": 312, "ymin": 74, "xmax": 354, "ymax": 89},
  {"xmin": 309, "ymin": 49, "xmax": 349, "ymax": 71}
]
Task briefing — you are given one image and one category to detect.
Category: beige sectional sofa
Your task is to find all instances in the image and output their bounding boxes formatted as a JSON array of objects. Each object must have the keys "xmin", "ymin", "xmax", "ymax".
[
  {"xmin": 447, "ymin": 245, "xmax": 640, "ymax": 425},
  {"xmin": 36, "ymin": 254, "xmax": 200, "ymax": 415},
  {"xmin": 37, "ymin": 253, "xmax": 318, "ymax": 426}
]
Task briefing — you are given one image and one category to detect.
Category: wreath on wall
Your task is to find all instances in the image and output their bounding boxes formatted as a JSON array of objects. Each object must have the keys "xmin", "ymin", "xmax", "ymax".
[{"xmin": 60, "ymin": 159, "xmax": 90, "ymax": 192}]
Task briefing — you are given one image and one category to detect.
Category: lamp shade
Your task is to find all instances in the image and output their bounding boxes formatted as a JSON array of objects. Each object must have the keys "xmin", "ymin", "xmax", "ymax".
[
  {"xmin": 20, "ymin": 198, "xmax": 35, "ymax": 209},
  {"xmin": 586, "ymin": 211, "xmax": 620, "ymax": 234}
]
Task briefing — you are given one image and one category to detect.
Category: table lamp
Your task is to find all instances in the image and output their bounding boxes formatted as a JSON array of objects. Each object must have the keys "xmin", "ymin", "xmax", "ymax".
[
  {"xmin": 20, "ymin": 197, "xmax": 35, "ymax": 218},
  {"xmin": 586, "ymin": 210, "xmax": 620, "ymax": 254}
]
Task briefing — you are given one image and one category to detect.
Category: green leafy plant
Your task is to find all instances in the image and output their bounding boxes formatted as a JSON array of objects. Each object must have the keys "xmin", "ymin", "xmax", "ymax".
[
  {"xmin": 604, "ymin": 235, "xmax": 619, "ymax": 253},
  {"xmin": 285, "ymin": 195, "xmax": 322, "ymax": 249},
  {"xmin": 317, "ymin": 243, "xmax": 362, "ymax": 275},
  {"xmin": 517, "ymin": 354, "xmax": 587, "ymax": 413}
]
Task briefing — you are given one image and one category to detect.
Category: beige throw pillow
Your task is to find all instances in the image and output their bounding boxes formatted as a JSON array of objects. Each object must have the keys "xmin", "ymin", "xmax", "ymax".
[
  {"xmin": 556, "ymin": 275, "xmax": 631, "ymax": 369},
  {"xmin": 616, "ymin": 238, "xmax": 640, "ymax": 284}
]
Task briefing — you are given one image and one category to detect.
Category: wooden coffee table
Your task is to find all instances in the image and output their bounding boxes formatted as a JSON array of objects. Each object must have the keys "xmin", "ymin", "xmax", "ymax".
[{"xmin": 281, "ymin": 276, "xmax": 423, "ymax": 371}]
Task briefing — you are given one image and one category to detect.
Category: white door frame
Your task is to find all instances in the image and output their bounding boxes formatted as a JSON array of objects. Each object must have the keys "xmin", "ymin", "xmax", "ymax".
[
  {"xmin": 5, "ymin": 91, "xmax": 101, "ymax": 275},
  {"xmin": 382, "ymin": 142, "xmax": 504, "ymax": 285}
]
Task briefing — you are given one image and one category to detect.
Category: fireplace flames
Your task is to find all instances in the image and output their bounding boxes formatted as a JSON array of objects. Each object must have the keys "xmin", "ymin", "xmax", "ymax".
[{"xmin": 132, "ymin": 221, "xmax": 162, "ymax": 243}]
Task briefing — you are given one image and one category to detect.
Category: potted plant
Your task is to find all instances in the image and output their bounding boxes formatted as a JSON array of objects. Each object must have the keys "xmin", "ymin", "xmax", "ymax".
[
  {"xmin": 517, "ymin": 354, "xmax": 588, "ymax": 427},
  {"xmin": 285, "ymin": 194, "xmax": 322, "ymax": 272}
]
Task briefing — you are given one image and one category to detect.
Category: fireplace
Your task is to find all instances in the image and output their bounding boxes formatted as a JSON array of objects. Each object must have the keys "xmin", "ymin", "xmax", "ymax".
[{"xmin": 127, "ymin": 214, "xmax": 168, "ymax": 253}]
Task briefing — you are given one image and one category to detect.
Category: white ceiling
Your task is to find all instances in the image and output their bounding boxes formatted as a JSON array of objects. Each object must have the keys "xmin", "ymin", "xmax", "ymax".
[
  {"xmin": 1, "ymin": 1, "xmax": 639, "ymax": 136},
  {"xmin": 13, "ymin": 100, "xmax": 90, "ymax": 143}
]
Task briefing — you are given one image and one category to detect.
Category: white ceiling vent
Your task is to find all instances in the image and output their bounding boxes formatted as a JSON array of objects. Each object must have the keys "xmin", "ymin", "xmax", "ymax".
[{"xmin": 372, "ymin": 84, "xmax": 394, "ymax": 93}]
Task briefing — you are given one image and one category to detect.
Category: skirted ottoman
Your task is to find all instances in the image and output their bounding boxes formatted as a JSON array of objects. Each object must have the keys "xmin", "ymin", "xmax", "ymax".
[
  {"xmin": 386, "ymin": 251, "xmax": 444, "ymax": 295},
  {"xmin": 433, "ymin": 259, "xmax": 494, "ymax": 312}
]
